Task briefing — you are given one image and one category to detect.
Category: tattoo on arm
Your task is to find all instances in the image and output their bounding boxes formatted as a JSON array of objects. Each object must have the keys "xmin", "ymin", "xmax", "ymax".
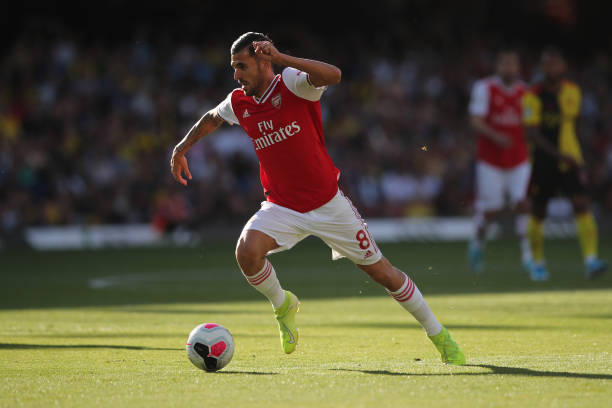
[{"xmin": 174, "ymin": 110, "xmax": 224, "ymax": 154}]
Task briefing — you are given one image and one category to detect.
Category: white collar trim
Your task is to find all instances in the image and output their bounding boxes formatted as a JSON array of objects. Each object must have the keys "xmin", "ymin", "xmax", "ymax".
[{"xmin": 253, "ymin": 75, "xmax": 281, "ymax": 104}]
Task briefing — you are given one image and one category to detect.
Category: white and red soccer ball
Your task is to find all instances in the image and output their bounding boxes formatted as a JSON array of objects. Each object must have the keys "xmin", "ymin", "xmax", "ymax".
[{"xmin": 186, "ymin": 323, "xmax": 234, "ymax": 372}]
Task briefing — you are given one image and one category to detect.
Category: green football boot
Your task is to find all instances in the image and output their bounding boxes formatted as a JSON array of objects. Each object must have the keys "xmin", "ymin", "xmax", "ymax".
[
  {"xmin": 274, "ymin": 290, "xmax": 300, "ymax": 354},
  {"xmin": 428, "ymin": 326, "xmax": 466, "ymax": 365}
]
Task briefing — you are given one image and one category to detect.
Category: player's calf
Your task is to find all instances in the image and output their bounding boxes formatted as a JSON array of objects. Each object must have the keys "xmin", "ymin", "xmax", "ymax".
[
  {"xmin": 358, "ymin": 257, "xmax": 404, "ymax": 289},
  {"xmin": 359, "ymin": 258, "xmax": 466, "ymax": 364},
  {"xmin": 360, "ymin": 259, "xmax": 441, "ymax": 334},
  {"xmin": 385, "ymin": 269, "xmax": 442, "ymax": 337},
  {"xmin": 235, "ymin": 230, "xmax": 298, "ymax": 354},
  {"xmin": 235, "ymin": 230, "xmax": 286, "ymax": 309}
]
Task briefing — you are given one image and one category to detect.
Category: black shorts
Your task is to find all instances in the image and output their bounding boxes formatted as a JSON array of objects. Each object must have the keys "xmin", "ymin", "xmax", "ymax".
[{"xmin": 528, "ymin": 161, "xmax": 587, "ymax": 205}]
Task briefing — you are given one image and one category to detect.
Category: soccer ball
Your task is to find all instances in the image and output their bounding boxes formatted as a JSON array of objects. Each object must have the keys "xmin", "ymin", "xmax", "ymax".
[{"xmin": 186, "ymin": 323, "xmax": 234, "ymax": 372}]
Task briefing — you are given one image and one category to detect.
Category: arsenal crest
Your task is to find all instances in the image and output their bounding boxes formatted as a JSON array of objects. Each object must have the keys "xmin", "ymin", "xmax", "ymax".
[{"xmin": 271, "ymin": 93, "xmax": 282, "ymax": 109}]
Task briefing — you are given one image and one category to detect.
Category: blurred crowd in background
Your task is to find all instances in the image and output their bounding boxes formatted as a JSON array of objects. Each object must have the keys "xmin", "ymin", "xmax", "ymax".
[{"xmin": 1, "ymin": 3, "xmax": 612, "ymax": 239}]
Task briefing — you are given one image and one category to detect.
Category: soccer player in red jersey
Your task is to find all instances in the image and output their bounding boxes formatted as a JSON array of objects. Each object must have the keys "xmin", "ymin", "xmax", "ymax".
[
  {"xmin": 170, "ymin": 32, "xmax": 465, "ymax": 364},
  {"xmin": 467, "ymin": 50, "xmax": 532, "ymax": 273}
]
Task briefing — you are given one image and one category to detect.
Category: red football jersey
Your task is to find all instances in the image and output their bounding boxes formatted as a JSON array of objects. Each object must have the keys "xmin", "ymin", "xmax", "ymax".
[
  {"xmin": 469, "ymin": 76, "xmax": 528, "ymax": 168},
  {"xmin": 216, "ymin": 68, "xmax": 339, "ymax": 213}
]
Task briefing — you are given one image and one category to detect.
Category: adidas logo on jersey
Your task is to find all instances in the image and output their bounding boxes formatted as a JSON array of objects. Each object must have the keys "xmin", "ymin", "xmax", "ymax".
[
  {"xmin": 364, "ymin": 250, "xmax": 374, "ymax": 259},
  {"xmin": 243, "ymin": 109, "xmax": 250, "ymax": 118}
]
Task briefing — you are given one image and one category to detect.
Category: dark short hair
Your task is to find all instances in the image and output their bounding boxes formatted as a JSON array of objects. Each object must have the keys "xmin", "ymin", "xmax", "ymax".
[{"xmin": 231, "ymin": 32, "xmax": 273, "ymax": 55}]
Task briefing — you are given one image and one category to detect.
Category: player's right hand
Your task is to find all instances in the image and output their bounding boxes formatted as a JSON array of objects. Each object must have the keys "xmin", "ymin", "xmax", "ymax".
[
  {"xmin": 253, "ymin": 41, "xmax": 280, "ymax": 64},
  {"xmin": 493, "ymin": 134, "xmax": 512, "ymax": 148},
  {"xmin": 560, "ymin": 154, "xmax": 580, "ymax": 169},
  {"xmin": 170, "ymin": 151, "xmax": 192, "ymax": 186}
]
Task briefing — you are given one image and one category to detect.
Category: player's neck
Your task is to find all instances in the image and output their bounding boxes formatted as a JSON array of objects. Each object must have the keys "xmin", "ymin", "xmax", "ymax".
[
  {"xmin": 254, "ymin": 72, "xmax": 277, "ymax": 99},
  {"xmin": 500, "ymin": 77, "xmax": 515, "ymax": 88}
]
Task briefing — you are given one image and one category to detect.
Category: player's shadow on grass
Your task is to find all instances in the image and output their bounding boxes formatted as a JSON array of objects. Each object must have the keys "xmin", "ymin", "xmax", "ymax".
[
  {"xmin": 331, "ymin": 364, "xmax": 612, "ymax": 380},
  {"xmin": 0, "ymin": 343, "xmax": 181, "ymax": 351},
  {"xmin": 468, "ymin": 364, "xmax": 612, "ymax": 380},
  {"xmin": 215, "ymin": 371, "xmax": 278, "ymax": 376},
  {"xmin": 116, "ymin": 308, "xmax": 265, "ymax": 315},
  {"xmin": 317, "ymin": 322, "xmax": 561, "ymax": 331},
  {"xmin": 25, "ymin": 333, "xmax": 184, "ymax": 339},
  {"xmin": 572, "ymin": 313, "xmax": 612, "ymax": 319}
]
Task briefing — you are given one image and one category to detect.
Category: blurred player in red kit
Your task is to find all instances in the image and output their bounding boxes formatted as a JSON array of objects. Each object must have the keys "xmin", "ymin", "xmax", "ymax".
[
  {"xmin": 170, "ymin": 32, "xmax": 465, "ymax": 364},
  {"xmin": 467, "ymin": 50, "xmax": 532, "ymax": 273}
]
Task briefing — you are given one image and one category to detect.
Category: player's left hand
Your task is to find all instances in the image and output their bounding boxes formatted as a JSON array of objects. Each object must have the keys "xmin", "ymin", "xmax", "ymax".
[
  {"xmin": 253, "ymin": 41, "xmax": 280, "ymax": 63},
  {"xmin": 560, "ymin": 154, "xmax": 580, "ymax": 169},
  {"xmin": 170, "ymin": 151, "xmax": 192, "ymax": 186}
]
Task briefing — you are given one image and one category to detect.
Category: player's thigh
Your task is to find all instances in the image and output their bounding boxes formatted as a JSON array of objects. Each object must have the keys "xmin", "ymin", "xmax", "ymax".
[
  {"xmin": 559, "ymin": 169, "xmax": 587, "ymax": 198},
  {"xmin": 476, "ymin": 161, "xmax": 505, "ymax": 212},
  {"xmin": 309, "ymin": 191, "xmax": 382, "ymax": 266},
  {"xmin": 528, "ymin": 162, "xmax": 556, "ymax": 216},
  {"xmin": 240, "ymin": 202, "xmax": 308, "ymax": 256},
  {"xmin": 560, "ymin": 170, "xmax": 590, "ymax": 213},
  {"xmin": 506, "ymin": 161, "xmax": 531, "ymax": 206},
  {"xmin": 236, "ymin": 229, "xmax": 279, "ymax": 259}
]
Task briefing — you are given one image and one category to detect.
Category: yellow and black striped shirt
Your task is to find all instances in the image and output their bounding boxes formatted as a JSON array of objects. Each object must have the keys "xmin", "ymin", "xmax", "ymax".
[{"xmin": 522, "ymin": 80, "xmax": 582, "ymax": 171}]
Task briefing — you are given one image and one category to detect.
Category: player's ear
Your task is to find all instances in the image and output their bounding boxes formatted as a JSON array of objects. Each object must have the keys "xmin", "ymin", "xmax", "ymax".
[{"xmin": 257, "ymin": 57, "xmax": 272, "ymax": 71}]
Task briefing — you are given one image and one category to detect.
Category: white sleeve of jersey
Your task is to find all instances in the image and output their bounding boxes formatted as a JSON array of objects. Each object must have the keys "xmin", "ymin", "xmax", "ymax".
[
  {"xmin": 215, "ymin": 91, "xmax": 239, "ymax": 125},
  {"xmin": 468, "ymin": 79, "xmax": 489, "ymax": 116},
  {"xmin": 282, "ymin": 67, "xmax": 327, "ymax": 102}
]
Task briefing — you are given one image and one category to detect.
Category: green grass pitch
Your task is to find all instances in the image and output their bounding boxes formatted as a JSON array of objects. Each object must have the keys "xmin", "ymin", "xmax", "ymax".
[{"xmin": 1, "ymin": 237, "xmax": 611, "ymax": 407}]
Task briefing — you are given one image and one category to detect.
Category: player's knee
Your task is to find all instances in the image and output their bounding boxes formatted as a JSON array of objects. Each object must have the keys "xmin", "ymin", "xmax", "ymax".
[
  {"xmin": 235, "ymin": 238, "xmax": 261, "ymax": 271},
  {"xmin": 532, "ymin": 203, "xmax": 546, "ymax": 219},
  {"xmin": 484, "ymin": 209, "xmax": 501, "ymax": 222},
  {"xmin": 515, "ymin": 199, "xmax": 530, "ymax": 213}
]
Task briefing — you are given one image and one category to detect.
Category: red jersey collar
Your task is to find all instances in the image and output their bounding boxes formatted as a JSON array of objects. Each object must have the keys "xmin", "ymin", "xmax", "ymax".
[{"xmin": 252, "ymin": 74, "xmax": 281, "ymax": 104}]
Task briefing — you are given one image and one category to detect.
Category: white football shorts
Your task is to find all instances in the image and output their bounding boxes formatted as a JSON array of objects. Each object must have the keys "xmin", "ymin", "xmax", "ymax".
[
  {"xmin": 476, "ymin": 160, "xmax": 531, "ymax": 212},
  {"xmin": 242, "ymin": 189, "xmax": 382, "ymax": 265}
]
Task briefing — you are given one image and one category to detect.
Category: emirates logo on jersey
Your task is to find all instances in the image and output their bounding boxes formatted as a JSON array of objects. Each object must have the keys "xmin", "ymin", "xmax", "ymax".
[
  {"xmin": 494, "ymin": 95, "xmax": 505, "ymax": 106},
  {"xmin": 490, "ymin": 109, "xmax": 521, "ymax": 126},
  {"xmin": 253, "ymin": 119, "xmax": 301, "ymax": 151},
  {"xmin": 271, "ymin": 93, "xmax": 282, "ymax": 109}
]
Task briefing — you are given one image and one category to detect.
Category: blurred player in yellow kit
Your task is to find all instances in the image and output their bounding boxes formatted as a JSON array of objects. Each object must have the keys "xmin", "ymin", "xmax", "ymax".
[{"xmin": 522, "ymin": 47, "xmax": 607, "ymax": 281}]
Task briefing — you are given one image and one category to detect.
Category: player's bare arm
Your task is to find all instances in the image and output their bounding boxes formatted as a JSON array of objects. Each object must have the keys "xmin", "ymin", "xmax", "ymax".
[
  {"xmin": 252, "ymin": 41, "xmax": 341, "ymax": 87},
  {"xmin": 170, "ymin": 108, "xmax": 224, "ymax": 186},
  {"xmin": 525, "ymin": 126, "xmax": 579, "ymax": 168},
  {"xmin": 470, "ymin": 115, "xmax": 511, "ymax": 148}
]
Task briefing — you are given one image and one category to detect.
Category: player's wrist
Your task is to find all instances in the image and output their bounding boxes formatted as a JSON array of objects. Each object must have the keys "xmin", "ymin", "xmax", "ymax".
[
  {"xmin": 273, "ymin": 52, "xmax": 294, "ymax": 67},
  {"xmin": 173, "ymin": 143, "xmax": 188, "ymax": 156},
  {"xmin": 487, "ymin": 132, "xmax": 503, "ymax": 142}
]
